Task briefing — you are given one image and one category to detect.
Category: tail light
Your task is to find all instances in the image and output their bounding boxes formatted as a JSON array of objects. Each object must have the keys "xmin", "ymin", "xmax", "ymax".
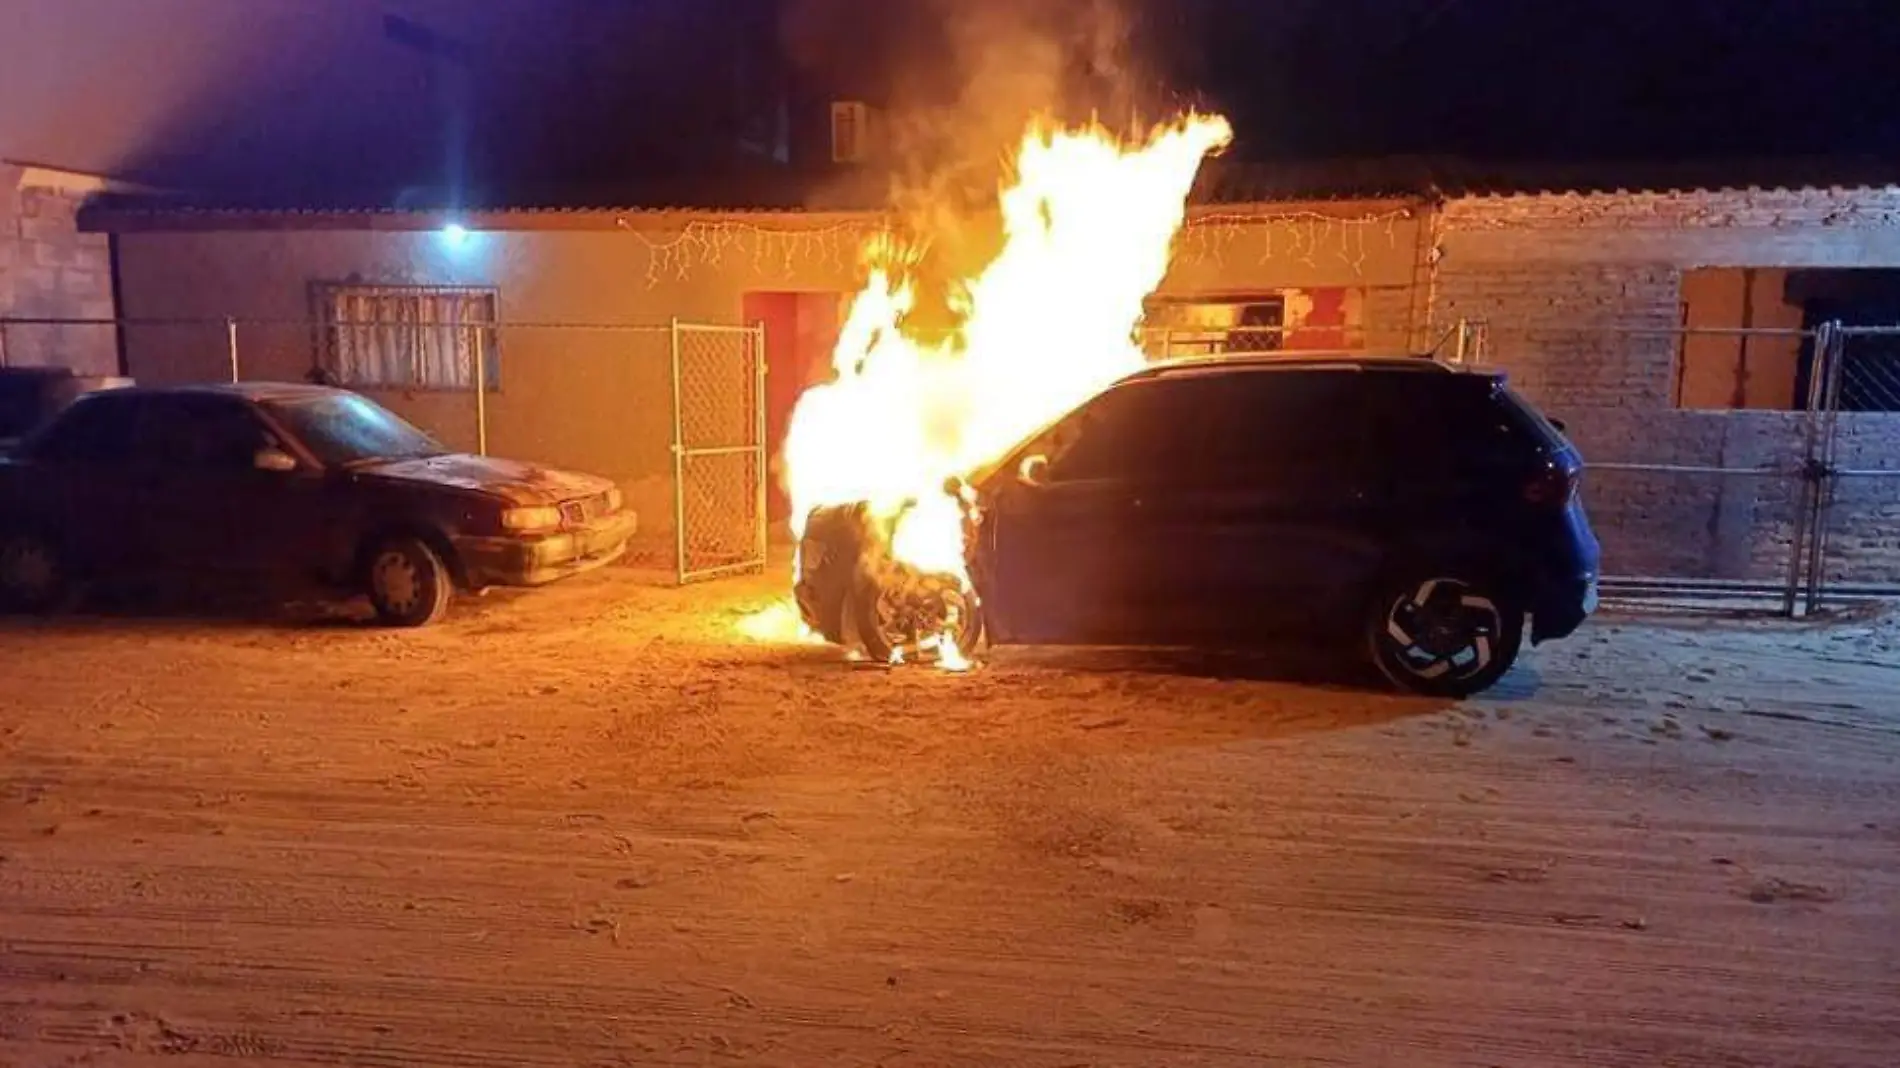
[{"xmin": 1522, "ymin": 465, "xmax": 1580, "ymax": 508}]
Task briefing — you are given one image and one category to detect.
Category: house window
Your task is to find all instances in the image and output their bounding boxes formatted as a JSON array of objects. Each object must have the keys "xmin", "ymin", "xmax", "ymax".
[
  {"xmin": 1679, "ymin": 268, "xmax": 1900, "ymax": 412},
  {"xmin": 1144, "ymin": 296, "xmax": 1287, "ymax": 358},
  {"xmin": 317, "ymin": 284, "xmax": 500, "ymax": 391},
  {"xmin": 1677, "ymin": 268, "xmax": 1803, "ymax": 410}
]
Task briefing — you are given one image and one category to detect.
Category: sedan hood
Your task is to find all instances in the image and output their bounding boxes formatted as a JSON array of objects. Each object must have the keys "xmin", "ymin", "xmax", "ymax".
[{"xmin": 360, "ymin": 454, "xmax": 614, "ymax": 506}]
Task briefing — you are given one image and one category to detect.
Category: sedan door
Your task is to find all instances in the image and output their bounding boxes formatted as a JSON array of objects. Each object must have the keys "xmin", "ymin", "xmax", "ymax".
[
  {"xmin": 131, "ymin": 394, "xmax": 335, "ymax": 579},
  {"xmin": 12, "ymin": 392, "xmax": 153, "ymax": 577}
]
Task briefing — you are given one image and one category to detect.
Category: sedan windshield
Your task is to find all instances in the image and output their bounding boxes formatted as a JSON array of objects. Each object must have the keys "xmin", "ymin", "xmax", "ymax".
[{"xmin": 263, "ymin": 393, "xmax": 446, "ymax": 467}]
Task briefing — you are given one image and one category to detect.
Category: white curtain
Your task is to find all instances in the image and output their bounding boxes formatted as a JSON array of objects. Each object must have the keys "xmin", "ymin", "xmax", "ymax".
[{"xmin": 327, "ymin": 288, "xmax": 495, "ymax": 389}]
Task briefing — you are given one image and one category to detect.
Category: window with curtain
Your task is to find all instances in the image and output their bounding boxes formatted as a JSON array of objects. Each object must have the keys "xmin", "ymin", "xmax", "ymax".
[
  {"xmin": 1142, "ymin": 296, "xmax": 1287, "ymax": 358},
  {"xmin": 317, "ymin": 285, "xmax": 500, "ymax": 391}
]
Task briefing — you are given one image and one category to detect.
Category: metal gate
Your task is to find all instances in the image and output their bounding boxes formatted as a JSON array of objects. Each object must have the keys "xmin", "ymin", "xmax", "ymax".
[
  {"xmin": 1798, "ymin": 324, "xmax": 1900, "ymax": 609},
  {"xmin": 669, "ymin": 320, "xmax": 768, "ymax": 583}
]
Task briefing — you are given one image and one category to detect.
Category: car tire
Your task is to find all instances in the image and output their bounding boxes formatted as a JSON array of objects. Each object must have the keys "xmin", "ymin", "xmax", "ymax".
[
  {"xmin": 364, "ymin": 536, "xmax": 453, "ymax": 628},
  {"xmin": 793, "ymin": 504, "xmax": 871, "ymax": 644},
  {"xmin": 850, "ymin": 566, "xmax": 983, "ymax": 666},
  {"xmin": 0, "ymin": 531, "xmax": 72, "ymax": 614},
  {"xmin": 1366, "ymin": 568, "xmax": 1523, "ymax": 698}
]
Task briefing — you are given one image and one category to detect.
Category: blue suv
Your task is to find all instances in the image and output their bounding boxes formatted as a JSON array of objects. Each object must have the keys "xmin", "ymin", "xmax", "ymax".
[{"xmin": 798, "ymin": 355, "xmax": 1600, "ymax": 697}]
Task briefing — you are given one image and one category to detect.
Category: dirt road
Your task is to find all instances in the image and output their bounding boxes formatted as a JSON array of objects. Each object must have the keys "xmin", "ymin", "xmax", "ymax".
[{"xmin": 2, "ymin": 569, "xmax": 1896, "ymax": 1067}]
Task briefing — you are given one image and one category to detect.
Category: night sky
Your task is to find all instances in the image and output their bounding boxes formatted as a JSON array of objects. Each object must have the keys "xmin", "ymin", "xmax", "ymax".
[
  {"xmin": 1165, "ymin": 0, "xmax": 1900, "ymax": 161},
  {"xmin": 14, "ymin": 0, "xmax": 1900, "ymax": 200}
]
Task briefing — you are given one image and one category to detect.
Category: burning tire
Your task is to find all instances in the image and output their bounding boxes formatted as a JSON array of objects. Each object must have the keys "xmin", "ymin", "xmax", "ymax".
[
  {"xmin": 794, "ymin": 502, "xmax": 982, "ymax": 665},
  {"xmin": 849, "ymin": 564, "xmax": 982, "ymax": 665},
  {"xmin": 793, "ymin": 503, "xmax": 876, "ymax": 645}
]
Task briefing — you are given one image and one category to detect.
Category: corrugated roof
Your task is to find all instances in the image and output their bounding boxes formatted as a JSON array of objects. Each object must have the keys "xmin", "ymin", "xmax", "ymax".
[
  {"xmin": 1194, "ymin": 156, "xmax": 1900, "ymax": 202},
  {"xmin": 78, "ymin": 156, "xmax": 1900, "ymax": 231}
]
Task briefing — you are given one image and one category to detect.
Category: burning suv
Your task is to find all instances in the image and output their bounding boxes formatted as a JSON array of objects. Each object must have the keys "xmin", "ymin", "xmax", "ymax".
[{"xmin": 795, "ymin": 355, "xmax": 1600, "ymax": 697}]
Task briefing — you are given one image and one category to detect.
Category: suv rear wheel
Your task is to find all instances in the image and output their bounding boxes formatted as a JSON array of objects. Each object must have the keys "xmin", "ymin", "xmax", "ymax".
[
  {"xmin": 1367, "ymin": 570, "xmax": 1522, "ymax": 698},
  {"xmin": 365, "ymin": 536, "xmax": 453, "ymax": 627}
]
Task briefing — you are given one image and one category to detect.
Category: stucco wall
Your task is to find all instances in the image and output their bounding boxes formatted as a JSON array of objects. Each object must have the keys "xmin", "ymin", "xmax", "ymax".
[
  {"xmin": 113, "ymin": 220, "xmax": 867, "ymax": 541},
  {"xmin": 1430, "ymin": 187, "xmax": 1900, "ymax": 584},
  {"xmin": 0, "ymin": 165, "xmax": 117, "ymax": 373},
  {"xmin": 113, "ymin": 191, "xmax": 1897, "ymax": 586},
  {"xmin": 109, "ymin": 205, "xmax": 1428, "ymax": 538}
]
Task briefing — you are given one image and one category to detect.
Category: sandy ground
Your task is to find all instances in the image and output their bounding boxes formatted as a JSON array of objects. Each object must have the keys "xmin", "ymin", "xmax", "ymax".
[{"xmin": 1, "ymin": 565, "xmax": 1896, "ymax": 1068}]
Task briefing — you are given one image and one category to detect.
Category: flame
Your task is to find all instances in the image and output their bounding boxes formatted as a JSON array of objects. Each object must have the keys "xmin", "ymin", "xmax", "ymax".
[
  {"xmin": 748, "ymin": 112, "xmax": 1233, "ymax": 662},
  {"xmin": 935, "ymin": 631, "xmax": 973, "ymax": 672},
  {"xmin": 733, "ymin": 600, "xmax": 823, "ymax": 644}
]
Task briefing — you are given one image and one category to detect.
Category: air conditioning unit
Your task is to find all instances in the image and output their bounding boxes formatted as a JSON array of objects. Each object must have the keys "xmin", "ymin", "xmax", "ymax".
[{"xmin": 831, "ymin": 101, "xmax": 871, "ymax": 164}]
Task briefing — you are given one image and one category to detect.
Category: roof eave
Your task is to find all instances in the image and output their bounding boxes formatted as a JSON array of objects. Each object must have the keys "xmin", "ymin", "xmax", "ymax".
[{"xmin": 78, "ymin": 205, "xmax": 889, "ymax": 235}]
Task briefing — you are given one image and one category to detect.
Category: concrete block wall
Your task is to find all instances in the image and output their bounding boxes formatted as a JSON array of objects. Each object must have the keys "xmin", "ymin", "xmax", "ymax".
[
  {"xmin": 0, "ymin": 164, "xmax": 118, "ymax": 373},
  {"xmin": 1432, "ymin": 187, "xmax": 1900, "ymax": 585}
]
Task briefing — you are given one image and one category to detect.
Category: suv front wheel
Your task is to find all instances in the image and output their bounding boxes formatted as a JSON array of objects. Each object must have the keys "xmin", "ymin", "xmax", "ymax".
[{"xmin": 1367, "ymin": 570, "xmax": 1523, "ymax": 698}]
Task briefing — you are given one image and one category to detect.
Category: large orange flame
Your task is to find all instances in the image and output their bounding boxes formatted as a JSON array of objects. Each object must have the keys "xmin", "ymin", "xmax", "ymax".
[{"xmin": 755, "ymin": 112, "xmax": 1233, "ymax": 655}]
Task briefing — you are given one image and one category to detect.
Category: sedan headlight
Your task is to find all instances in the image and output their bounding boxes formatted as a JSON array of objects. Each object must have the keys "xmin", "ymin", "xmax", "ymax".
[
  {"xmin": 605, "ymin": 487, "xmax": 624, "ymax": 513},
  {"xmin": 500, "ymin": 505, "xmax": 563, "ymax": 534}
]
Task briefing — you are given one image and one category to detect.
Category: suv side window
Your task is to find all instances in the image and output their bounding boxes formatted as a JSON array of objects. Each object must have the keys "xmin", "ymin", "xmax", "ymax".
[
  {"xmin": 1046, "ymin": 372, "xmax": 1390, "ymax": 491},
  {"xmin": 1359, "ymin": 376, "xmax": 1535, "ymax": 480},
  {"xmin": 136, "ymin": 395, "xmax": 273, "ymax": 472},
  {"xmin": 1192, "ymin": 371, "xmax": 1385, "ymax": 492},
  {"xmin": 1047, "ymin": 381, "xmax": 1201, "ymax": 484},
  {"xmin": 27, "ymin": 393, "xmax": 140, "ymax": 465}
]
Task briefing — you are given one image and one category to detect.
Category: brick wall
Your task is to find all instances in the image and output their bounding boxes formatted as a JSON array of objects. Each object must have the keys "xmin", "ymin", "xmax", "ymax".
[
  {"xmin": 1431, "ymin": 187, "xmax": 1900, "ymax": 586},
  {"xmin": 0, "ymin": 164, "xmax": 118, "ymax": 373}
]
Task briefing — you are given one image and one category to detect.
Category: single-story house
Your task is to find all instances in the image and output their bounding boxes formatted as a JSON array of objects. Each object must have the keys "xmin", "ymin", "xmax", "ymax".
[
  {"xmin": 28, "ymin": 159, "xmax": 1900, "ymax": 592},
  {"xmin": 1419, "ymin": 162, "xmax": 1900, "ymax": 593},
  {"xmin": 71, "ymin": 174, "xmax": 1433, "ymax": 568}
]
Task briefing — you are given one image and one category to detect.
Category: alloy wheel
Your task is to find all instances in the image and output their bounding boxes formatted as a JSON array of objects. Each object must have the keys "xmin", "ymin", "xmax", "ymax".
[{"xmin": 1381, "ymin": 577, "xmax": 1503, "ymax": 684}]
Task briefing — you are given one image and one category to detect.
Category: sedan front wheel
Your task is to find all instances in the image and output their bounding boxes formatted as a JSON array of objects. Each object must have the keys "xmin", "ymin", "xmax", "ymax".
[{"xmin": 365, "ymin": 536, "xmax": 453, "ymax": 627}]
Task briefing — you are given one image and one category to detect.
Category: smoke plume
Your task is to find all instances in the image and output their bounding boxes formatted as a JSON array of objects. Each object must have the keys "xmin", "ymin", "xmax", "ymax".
[{"xmin": 782, "ymin": 0, "xmax": 1177, "ymax": 335}]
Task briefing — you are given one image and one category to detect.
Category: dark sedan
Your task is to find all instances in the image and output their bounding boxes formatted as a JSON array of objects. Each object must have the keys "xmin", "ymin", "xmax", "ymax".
[{"xmin": 0, "ymin": 383, "xmax": 637, "ymax": 625}]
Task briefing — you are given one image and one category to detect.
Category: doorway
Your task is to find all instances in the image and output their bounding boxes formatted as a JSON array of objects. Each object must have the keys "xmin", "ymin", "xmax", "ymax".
[{"xmin": 742, "ymin": 291, "xmax": 844, "ymax": 529}]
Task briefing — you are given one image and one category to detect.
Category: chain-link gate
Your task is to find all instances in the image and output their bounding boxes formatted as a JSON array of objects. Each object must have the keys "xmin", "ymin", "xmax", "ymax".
[
  {"xmin": 670, "ymin": 320, "xmax": 767, "ymax": 583},
  {"xmin": 1801, "ymin": 324, "xmax": 1900, "ymax": 609}
]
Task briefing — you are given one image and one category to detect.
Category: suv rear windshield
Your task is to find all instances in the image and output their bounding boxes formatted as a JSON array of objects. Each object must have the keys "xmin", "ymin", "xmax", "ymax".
[{"xmin": 1491, "ymin": 383, "xmax": 1571, "ymax": 451}]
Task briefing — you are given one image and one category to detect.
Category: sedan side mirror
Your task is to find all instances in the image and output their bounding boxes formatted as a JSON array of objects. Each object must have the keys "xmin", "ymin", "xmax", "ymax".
[
  {"xmin": 1018, "ymin": 453, "xmax": 1050, "ymax": 487},
  {"xmin": 253, "ymin": 447, "xmax": 299, "ymax": 473}
]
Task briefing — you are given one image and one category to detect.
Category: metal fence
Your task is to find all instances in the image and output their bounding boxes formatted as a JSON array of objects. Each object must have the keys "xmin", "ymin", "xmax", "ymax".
[
  {"xmin": 7, "ymin": 309, "xmax": 1895, "ymax": 608},
  {"xmin": 1808, "ymin": 325, "xmax": 1900, "ymax": 598},
  {"xmin": 670, "ymin": 322, "xmax": 768, "ymax": 583},
  {"xmin": 1137, "ymin": 322, "xmax": 1425, "ymax": 360},
  {"xmin": 0, "ymin": 314, "xmax": 768, "ymax": 586},
  {"xmin": 1123, "ymin": 316, "xmax": 1900, "ymax": 616},
  {"xmin": 1454, "ymin": 319, "xmax": 1900, "ymax": 615}
]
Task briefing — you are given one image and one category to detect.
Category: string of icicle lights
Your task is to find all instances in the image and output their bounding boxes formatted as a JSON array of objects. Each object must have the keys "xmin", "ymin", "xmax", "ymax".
[{"xmin": 623, "ymin": 208, "xmax": 1417, "ymax": 287}]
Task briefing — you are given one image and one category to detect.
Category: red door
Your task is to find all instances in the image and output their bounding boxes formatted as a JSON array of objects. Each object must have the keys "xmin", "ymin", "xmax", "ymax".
[
  {"xmin": 1283, "ymin": 288, "xmax": 1348, "ymax": 351},
  {"xmin": 743, "ymin": 292, "xmax": 842, "ymax": 525}
]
